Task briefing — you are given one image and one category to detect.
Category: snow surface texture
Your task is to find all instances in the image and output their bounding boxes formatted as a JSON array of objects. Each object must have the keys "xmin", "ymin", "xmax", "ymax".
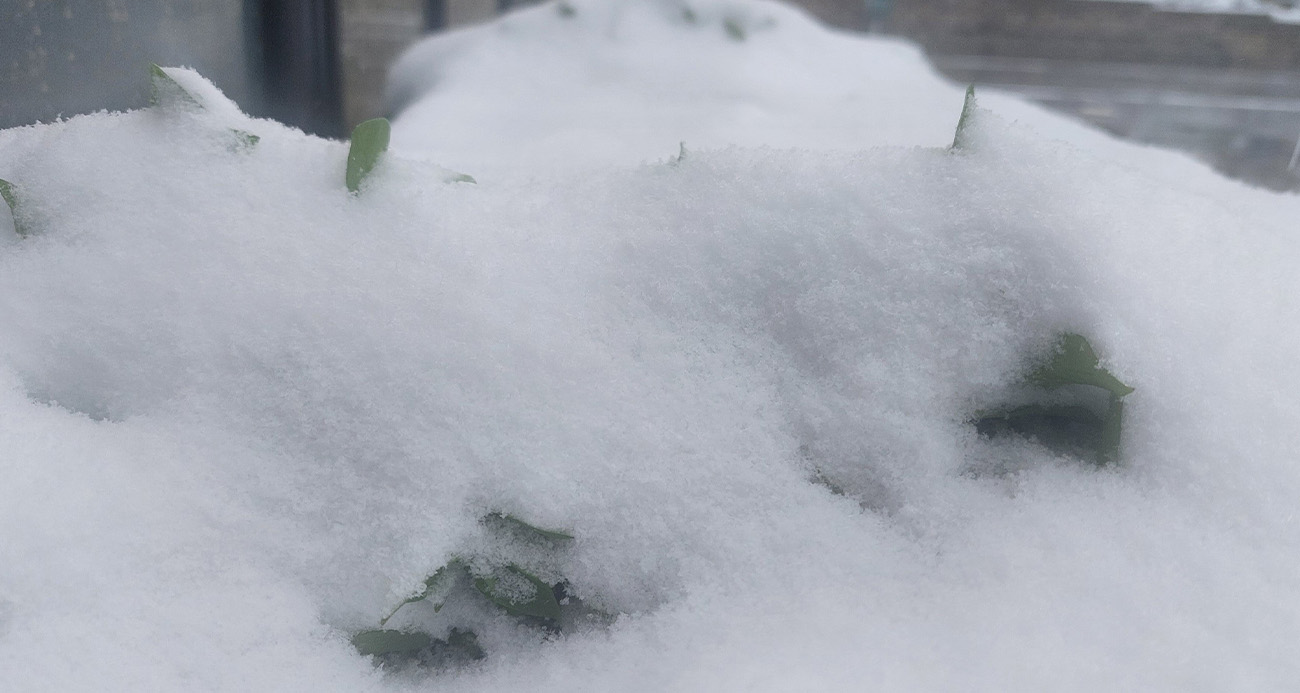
[{"xmin": 2, "ymin": 2, "xmax": 1300, "ymax": 691}]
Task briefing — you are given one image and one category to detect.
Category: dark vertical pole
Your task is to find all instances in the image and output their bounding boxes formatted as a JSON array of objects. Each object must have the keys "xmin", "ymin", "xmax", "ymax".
[
  {"xmin": 425, "ymin": 0, "xmax": 446, "ymax": 31},
  {"xmin": 257, "ymin": 0, "xmax": 344, "ymax": 138}
]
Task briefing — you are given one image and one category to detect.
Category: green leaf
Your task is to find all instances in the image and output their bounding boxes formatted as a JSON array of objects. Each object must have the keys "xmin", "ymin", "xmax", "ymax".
[
  {"xmin": 351, "ymin": 629, "xmax": 434, "ymax": 657},
  {"xmin": 950, "ymin": 84, "xmax": 977, "ymax": 151},
  {"xmin": 149, "ymin": 64, "xmax": 202, "ymax": 110},
  {"xmin": 483, "ymin": 512, "xmax": 574, "ymax": 543},
  {"xmin": 229, "ymin": 129, "xmax": 260, "ymax": 151},
  {"xmin": 723, "ymin": 17, "xmax": 746, "ymax": 41},
  {"xmin": 681, "ymin": 6, "xmax": 698, "ymax": 23},
  {"xmin": 1099, "ymin": 397, "xmax": 1125, "ymax": 465},
  {"xmin": 0, "ymin": 178, "xmax": 26, "ymax": 237},
  {"xmin": 1029, "ymin": 333, "xmax": 1134, "ymax": 398},
  {"xmin": 557, "ymin": 1, "xmax": 576, "ymax": 17},
  {"xmin": 473, "ymin": 565, "xmax": 562, "ymax": 620},
  {"xmin": 446, "ymin": 172, "xmax": 477, "ymax": 184},
  {"xmin": 379, "ymin": 562, "xmax": 463, "ymax": 626},
  {"xmin": 346, "ymin": 118, "xmax": 391, "ymax": 194},
  {"xmin": 974, "ymin": 333, "xmax": 1133, "ymax": 466}
]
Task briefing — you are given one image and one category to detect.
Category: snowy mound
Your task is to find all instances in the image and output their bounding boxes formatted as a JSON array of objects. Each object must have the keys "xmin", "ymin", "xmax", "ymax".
[
  {"xmin": 3, "ymin": 13, "xmax": 1300, "ymax": 693},
  {"xmin": 386, "ymin": 0, "xmax": 975, "ymax": 171},
  {"xmin": 385, "ymin": 0, "xmax": 1262, "ymax": 197}
]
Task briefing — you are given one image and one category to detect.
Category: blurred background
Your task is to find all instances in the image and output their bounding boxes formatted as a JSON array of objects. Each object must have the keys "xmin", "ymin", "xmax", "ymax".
[{"xmin": 4, "ymin": 0, "xmax": 1300, "ymax": 189}]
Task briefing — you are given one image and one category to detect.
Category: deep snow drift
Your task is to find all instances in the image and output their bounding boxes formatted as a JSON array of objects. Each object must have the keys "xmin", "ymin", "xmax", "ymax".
[{"xmin": 2, "ymin": 1, "xmax": 1300, "ymax": 691}]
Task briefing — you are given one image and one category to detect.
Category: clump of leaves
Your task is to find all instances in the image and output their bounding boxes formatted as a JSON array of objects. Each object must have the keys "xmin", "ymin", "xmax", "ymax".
[
  {"xmin": 353, "ymin": 513, "xmax": 599, "ymax": 668},
  {"xmin": 950, "ymin": 85, "xmax": 977, "ymax": 152},
  {"xmin": 0, "ymin": 178, "xmax": 28, "ymax": 238},
  {"xmin": 974, "ymin": 333, "xmax": 1134, "ymax": 465},
  {"xmin": 346, "ymin": 118, "xmax": 391, "ymax": 194},
  {"xmin": 557, "ymin": 1, "xmax": 576, "ymax": 18}
]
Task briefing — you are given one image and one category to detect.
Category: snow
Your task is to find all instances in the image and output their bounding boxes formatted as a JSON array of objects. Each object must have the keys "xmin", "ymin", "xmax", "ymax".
[{"xmin": 2, "ymin": 1, "xmax": 1300, "ymax": 691}]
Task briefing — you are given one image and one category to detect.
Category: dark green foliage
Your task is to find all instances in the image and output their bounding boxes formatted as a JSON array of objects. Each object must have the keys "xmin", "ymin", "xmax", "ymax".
[
  {"xmin": 352, "ymin": 629, "xmax": 434, "ymax": 657},
  {"xmin": 974, "ymin": 333, "xmax": 1133, "ymax": 465},
  {"xmin": 473, "ymin": 565, "xmax": 563, "ymax": 621},
  {"xmin": 1028, "ymin": 333, "xmax": 1135, "ymax": 398},
  {"xmin": 681, "ymin": 6, "xmax": 698, "ymax": 23},
  {"xmin": 354, "ymin": 512, "xmax": 586, "ymax": 666},
  {"xmin": 352, "ymin": 628, "xmax": 485, "ymax": 667},
  {"xmin": 557, "ymin": 1, "xmax": 576, "ymax": 17},
  {"xmin": 346, "ymin": 118, "xmax": 391, "ymax": 194},
  {"xmin": 950, "ymin": 85, "xmax": 977, "ymax": 152},
  {"xmin": 0, "ymin": 178, "xmax": 27, "ymax": 237}
]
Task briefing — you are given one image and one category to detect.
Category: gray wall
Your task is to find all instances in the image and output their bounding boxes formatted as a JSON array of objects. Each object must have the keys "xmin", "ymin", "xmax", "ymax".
[{"xmin": 1, "ymin": 0, "xmax": 255, "ymax": 129}]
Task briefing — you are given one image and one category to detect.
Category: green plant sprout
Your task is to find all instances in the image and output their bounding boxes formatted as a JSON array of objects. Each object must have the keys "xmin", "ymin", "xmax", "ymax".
[
  {"xmin": 974, "ymin": 333, "xmax": 1134, "ymax": 465},
  {"xmin": 0, "ymin": 178, "xmax": 28, "ymax": 238},
  {"xmin": 950, "ymin": 85, "xmax": 977, "ymax": 152},
  {"xmin": 346, "ymin": 118, "xmax": 391, "ymax": 194}
]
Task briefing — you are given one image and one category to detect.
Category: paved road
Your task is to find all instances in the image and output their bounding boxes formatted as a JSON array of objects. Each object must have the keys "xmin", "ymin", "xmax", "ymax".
[{"xmin": 929, "ymin": 54, "xmax": 1300, "ymax": 188}]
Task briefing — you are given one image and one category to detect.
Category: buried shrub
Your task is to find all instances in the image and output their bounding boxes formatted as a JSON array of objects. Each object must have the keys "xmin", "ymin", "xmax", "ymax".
[{"xmin": 974, "ymin": 333, "xmax": 1134, "ymax": 465}]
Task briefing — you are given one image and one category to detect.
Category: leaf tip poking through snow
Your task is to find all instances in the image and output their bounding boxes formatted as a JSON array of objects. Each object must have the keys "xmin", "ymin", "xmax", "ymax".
[{"xmin": 346, "ymin": 118, "xmax": 392, "ymax": 194}]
